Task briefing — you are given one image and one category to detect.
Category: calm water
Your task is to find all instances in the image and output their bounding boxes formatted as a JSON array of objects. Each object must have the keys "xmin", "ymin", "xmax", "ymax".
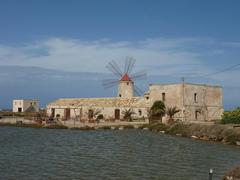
[{"xmin": 0, "ymin": 127, "xmax": 240, "ymax": 180}]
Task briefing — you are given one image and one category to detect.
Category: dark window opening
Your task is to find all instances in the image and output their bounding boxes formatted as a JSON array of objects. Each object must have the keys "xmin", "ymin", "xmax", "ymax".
[
  {"xmin": 194, "ymin": 93, "xmax": 197, "ymax": 103},
  {"xmin": 139, "ymin": 109, "xmax": 142, "ymax": 116},
  {"xmin": 146, "ymin": 96, "xmax": 149, "ymax": 100},
  {"xmin": 195, "ymin": 110, "xmax": 198, "ymax": 120},
  {"xmin": 127, "ymin": 82, "xmax": 129, "ymax": 85},
  {"xmin": 88, "ymin": 109, "xmax": 94, "ymax": 119},
  {"xmin": 119, "ymin": 94, "xmax": 122, "ymax": 97},
  {"xmin": 18, "ymin": 108, "xmax": 22, "ymax": 112},
  {"xmin": 162, "ymin": 93, "xmax": 166, "ymax": 101}
]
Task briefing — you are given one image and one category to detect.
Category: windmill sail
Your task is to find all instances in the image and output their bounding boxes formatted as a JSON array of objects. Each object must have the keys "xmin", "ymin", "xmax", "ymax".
[{"xmin": 103, "ymin": 57, "xmax": 147, "ymax": 96}]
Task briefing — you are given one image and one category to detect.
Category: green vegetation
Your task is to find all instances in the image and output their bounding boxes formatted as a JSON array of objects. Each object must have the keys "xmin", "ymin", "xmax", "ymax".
[
  {"xmin": 71, "ymin": 126, "xmax": 95, "ymax": 130},
  {"xmin": 149, "ymin": 100, "xmax": 166, "ymax": 122},
  {"xmin": 221, "ymin": 107, "xmax": 240, "ymax": 124},
  {"xmin": 122, "ymin": 108, "xmax": 135, "ymax": 121},
  {"xmin": 45, "ymin": 124, "xmax": 68, "ymax": 129},
  {"xmin": 166, "ymin": 106, "xmax": 180, "ymax": 124},
  {"xmin": 140, "ymin": 122, "xmax": 240, "ymax": 145}
]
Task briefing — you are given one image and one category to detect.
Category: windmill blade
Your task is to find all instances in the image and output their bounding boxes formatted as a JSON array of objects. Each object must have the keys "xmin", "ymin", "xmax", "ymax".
[
  {"xmin": 134, "ymin": 85, "xmax": 144, "ymax": 96},
  {"xmin": 124, "ymin": 57, "xmax": 136, "ymax": 74},
  {"xmin": 106, "ymin": 60, "xmax": 123, "ymax": 78},
  {"xmin": 130, "ymin": 70, "xmax": 147, "ymax": 81},
  {"xmin": 102, "ymin": 78, "xmax": 119, "ymax": 89}
]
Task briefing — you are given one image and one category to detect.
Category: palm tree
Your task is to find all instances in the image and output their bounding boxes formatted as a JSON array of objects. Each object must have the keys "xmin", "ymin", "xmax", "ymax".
[
  {"xmin": 150, "ymin": 100, "xmax": 166, "ymax": 122},
  {"xmin": 85, "ymin": 108, "xmax": 101, "ymax": 120},
  {"xmin": 166, "ymin": 106, "xmax": 180, "ymax": 124},
  {"xmin": 122, "ymin": 108, "xmax": 135, "ymax": 121}
]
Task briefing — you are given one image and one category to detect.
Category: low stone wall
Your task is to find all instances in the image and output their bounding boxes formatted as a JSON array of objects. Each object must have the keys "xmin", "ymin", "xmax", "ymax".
[
  {"xmin": 0, "ymin": 117, "xmax": 36, "ymax": 124},
  {"xmin": 60, "ymin": 119, "xmax": 149, "ymax": 128}
]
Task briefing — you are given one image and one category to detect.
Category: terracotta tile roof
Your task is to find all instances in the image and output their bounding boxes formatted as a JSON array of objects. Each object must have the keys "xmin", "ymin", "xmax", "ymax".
[
  {"xmin": 47, "ymin": 97, "xmax": 148, "ymax": 108},
  {"xmin": 121, "ymin": 73, "xmax": 131, "ymax": 81}
]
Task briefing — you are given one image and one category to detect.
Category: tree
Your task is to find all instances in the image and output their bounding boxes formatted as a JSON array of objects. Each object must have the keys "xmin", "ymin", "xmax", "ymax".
[
  {"xmin": 85, "ymin": 108, "xmax": 101, "ymax": 120},
  {"xmin": 122, "ymin": 108, "xmax": 135, "ymax": 121},
  {"xmin": 222, "ymin": 107, "xmax": 240, "ymax": 124},
  {"xmin": 166, "ymin": 106, "xmax": 180, "ymax": 124},
  {"xmin": 150, "ymin": 100, "xmax": 166, "ymax": 122}
]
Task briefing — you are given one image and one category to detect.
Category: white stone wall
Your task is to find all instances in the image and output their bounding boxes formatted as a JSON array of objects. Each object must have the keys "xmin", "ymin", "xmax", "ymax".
[
  {"xmin": 47, "ymin": 106, "xmax": 148, "ymax": 121},
  {"xmin": 13, "ymin": 99, "xmax": 39, "ymax": 112},
  {"xmin": 118, "ymin": 81, "xmax": 134, "ymax": 98}
]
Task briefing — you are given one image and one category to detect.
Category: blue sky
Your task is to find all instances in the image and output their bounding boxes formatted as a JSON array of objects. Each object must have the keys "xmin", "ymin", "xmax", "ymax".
[{"xmin": 0, "ymin": 0, "xmax": 240, "ymax": 109}]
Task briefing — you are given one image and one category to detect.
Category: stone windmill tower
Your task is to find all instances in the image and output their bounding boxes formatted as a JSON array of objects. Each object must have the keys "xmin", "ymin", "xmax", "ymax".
[{"xmin": 103, "ymin": 57, "xmax": 146, "ymax": 98}]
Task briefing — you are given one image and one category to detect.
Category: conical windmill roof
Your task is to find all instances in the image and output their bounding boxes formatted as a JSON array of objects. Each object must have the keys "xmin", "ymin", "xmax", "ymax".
[{"xmin": 120, "ymin": 73, "xmax": 131, "ymax": 81}]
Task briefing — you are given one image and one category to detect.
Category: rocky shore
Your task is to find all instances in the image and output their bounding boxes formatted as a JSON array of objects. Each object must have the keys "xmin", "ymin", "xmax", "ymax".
[
  {"xmin": 139, "ymin": 122, "xmax": 240, "ymax": 145},
  {"xmin": 223, "ymin": 166, "xmax": 240, "ymax": 180}
]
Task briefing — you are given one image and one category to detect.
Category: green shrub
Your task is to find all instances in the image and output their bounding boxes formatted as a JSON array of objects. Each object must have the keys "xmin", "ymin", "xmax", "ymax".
[
  {"xmin": 148, "ymin": 123, "xmax": 168, "ymax": 131},
  {"xmin": 166, "ymin": 123, "xmax": 190, "ymax": 137},
  {"xmin": 221, "ymin": 107, "xmax": 240, "ymax": 124},
  {"xmin": 45, "ymin": 124, "xmax": 68, "ymax": 129}
]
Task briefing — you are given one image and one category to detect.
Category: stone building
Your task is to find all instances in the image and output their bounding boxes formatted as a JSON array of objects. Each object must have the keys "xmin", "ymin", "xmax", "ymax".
[
  {"xmin": 13, "ymin": 99, "xmax": 39, "ymax": 113},
  {"xmin": 148, "ymin": 83, "xmax": 223, "ymax": 121},
  {"xmin": 47, "ymin": 78, "xmax": 223, "ymax": 122}
]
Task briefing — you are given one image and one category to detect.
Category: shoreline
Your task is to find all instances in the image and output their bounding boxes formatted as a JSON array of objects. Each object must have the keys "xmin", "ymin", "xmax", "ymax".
[{"xmin": 0, "ymin": 120, "xmax": 240, "ymax": 146}]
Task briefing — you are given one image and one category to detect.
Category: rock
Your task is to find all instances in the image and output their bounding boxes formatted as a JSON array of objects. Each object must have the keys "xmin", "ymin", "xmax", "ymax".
[
  {"xmin": 133, "ymin": 125, "xmax": 139, "ymax": 129},
  {"xmin": 176, "ymin": 134, "xmax": 182, "ymax": 136},
  {"xmin": 200, "ymin": 136, "xmax": 209, "ymax": 141},
  {"xmin": 143, "ymin": 127, "xmax": 149, "ymax": 130},
  {"xmin": 110, "ymin": 126, "xmax": 115, "ymax": 130},
  {"xmin": 223, "ymin": 166, "xmax": 240, "ymax": 180},
  {"xmin": 159, "ymin": 131, "xmax": 165, "ymax": 134},
  {"xmin": 119, "ymin": 127, "xmax": 124, "ymax": 130},
  {"xmin": 191, "ymin": 135, "xmax": 198, "ymax": 139},
  {"xmin": 236, "ymin": 141, "xmax": 240, "ymax": 146}
]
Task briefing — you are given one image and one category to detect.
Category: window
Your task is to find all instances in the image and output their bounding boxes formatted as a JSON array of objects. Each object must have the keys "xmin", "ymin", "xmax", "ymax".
[
  {"xmin": 162, "ymin": 93, "xmax": 166, "ymax": 101},
  {"xmin": 138, "ymin": 109, "xmax": 142, "ymax": 116},
  {"xmin": 195, "ymin": 110, "xmax": 198, "ymax": 120},
  {"xmin": 119, "ymin": 94, "xmax": 122, "ymax": 97},
  {"xmin": 146, "ymin": 96, "xmax": 149, "ymax": 100},
  {"xmin": 88, "ymin": 109, "xmax": 94, "ymax": 119},
  {"xmin": 194, "ymin": 93, "xmax": 197, "ymax": 103}
]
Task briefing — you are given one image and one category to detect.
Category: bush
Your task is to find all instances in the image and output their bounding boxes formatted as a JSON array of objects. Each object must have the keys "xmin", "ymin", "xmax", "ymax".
[
  {"xmin": 166, "ymin": 123, "xmax": 190, "ymax": 137},
  {"xmin": 45, "ymin": 124, "xmax": 68, "ymax": 129},
  {"xmin": 221, "ymin": 107, "xmax": 240, "ymax": 124}
]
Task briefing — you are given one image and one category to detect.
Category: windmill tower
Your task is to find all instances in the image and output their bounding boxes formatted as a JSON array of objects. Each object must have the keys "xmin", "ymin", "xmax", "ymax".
[
  {"xmin": 103, "ymin": 57, "xmax": 146, "ymax": 98},
  {"xmin": 118, "ymin": 73, "xmax": 134, "ymax": 98}
]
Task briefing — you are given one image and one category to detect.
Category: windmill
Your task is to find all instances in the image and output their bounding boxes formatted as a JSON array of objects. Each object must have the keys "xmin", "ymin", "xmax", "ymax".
[{"xmin": 102, "ymin": 57, "xmax": 147, "ymax": 98}]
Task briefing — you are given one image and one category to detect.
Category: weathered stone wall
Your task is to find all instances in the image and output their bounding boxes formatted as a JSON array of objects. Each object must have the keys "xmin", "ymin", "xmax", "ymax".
[
  {"xmin": 47, "ymin": 83, "xmax": 223, "ymax": 122},
  {"xmin": 47, "ymin": 97, "xmax": 149, "ymax": 120},
  {"xmin": 149, "ymin": 83, "xmax": 223, "ymax": 121},
  {"xmin": 118, "ymin": 80, "xmax": 134, "ymax": 98},
  {"xmin": 13, "ymin": 99, "xmax": 39, "ymax": 112}
]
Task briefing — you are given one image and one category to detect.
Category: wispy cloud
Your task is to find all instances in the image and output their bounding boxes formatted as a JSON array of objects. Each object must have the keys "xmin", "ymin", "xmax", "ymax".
[{"xmin": 0, "ymin": 37, "xmax": 239, "ymax": 79}]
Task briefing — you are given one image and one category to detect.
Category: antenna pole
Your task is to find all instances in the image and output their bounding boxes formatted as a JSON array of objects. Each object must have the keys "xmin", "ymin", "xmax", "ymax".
[{"xmin": 182, "ymin": 77, "xmax": 185, "ymax": 122}]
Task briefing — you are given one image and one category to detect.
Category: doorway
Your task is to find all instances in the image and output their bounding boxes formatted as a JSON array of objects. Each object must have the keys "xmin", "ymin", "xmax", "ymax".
[
  {"xmin": 115, "ymin": 109, "xmax": 120, "ymax": 120},
  {"xmin": 64, "ymin": 108, "xmax": 71, "ymax": 120}
]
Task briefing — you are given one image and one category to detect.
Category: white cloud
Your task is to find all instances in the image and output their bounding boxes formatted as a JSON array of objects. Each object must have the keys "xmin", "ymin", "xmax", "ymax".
[{"xmin": 0, "ymin": 37, "xmax": 239, "ymax": 79}]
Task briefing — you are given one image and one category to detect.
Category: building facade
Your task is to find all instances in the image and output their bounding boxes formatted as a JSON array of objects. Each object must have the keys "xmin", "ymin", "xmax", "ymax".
[
  {"xmin": 47, "ymin": 82, "xmax": 223, "ymax": 122},
  {"xmin": 13, "ymin": 99, "xmax": 39, "ymax": 113},
  {"xmin": 148, "ymin": 83, "xmax": 223, "ymax": 121}
]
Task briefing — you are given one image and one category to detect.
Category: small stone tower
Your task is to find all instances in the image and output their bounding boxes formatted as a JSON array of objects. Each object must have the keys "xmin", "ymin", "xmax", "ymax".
[{"xmin": 118, "ymin": 73, "xmax": 134, "ymax": 98}]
